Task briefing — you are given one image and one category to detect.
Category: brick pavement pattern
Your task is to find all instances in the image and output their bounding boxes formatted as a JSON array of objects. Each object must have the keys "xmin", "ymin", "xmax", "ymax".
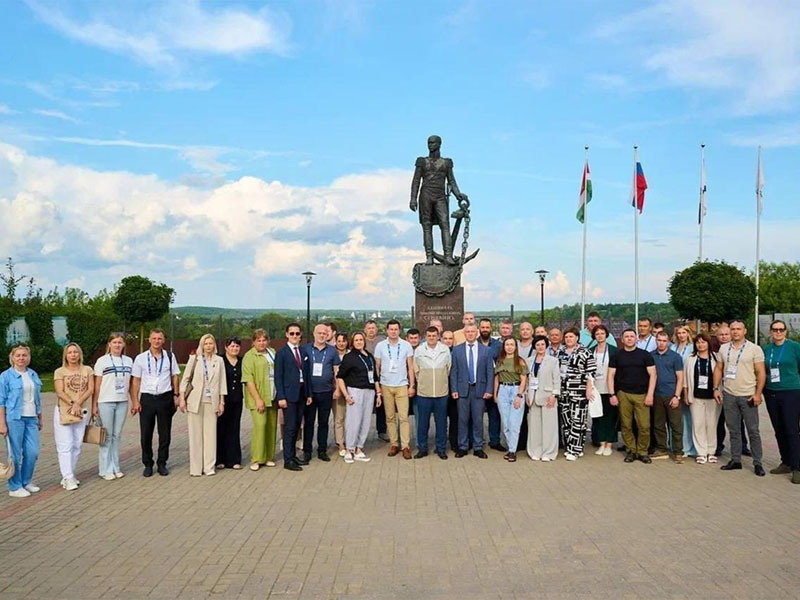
[{"xmin": 0, "ymin": 393, "xmax": 798, "ymax": 599}]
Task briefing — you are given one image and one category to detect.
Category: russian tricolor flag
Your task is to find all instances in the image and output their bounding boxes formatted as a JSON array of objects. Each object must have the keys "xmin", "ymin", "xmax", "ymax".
[{"xmin": 630, "ymin": 148, "xmax": 648, "ymax": 213}]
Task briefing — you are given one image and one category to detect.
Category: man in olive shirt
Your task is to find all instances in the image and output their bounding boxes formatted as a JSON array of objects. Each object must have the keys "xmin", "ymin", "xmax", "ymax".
[
  {"xmin": 714, "ymin": 319, "xmax": 766, "ymax": 476},
  {"xmin": 607, "ymin": 328, "xmax": 657, "ymax": 464}
]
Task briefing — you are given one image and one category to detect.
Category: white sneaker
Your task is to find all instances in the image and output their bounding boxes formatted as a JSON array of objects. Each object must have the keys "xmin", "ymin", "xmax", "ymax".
[
  {"xmin": 602, "ymin": 447, "xmax": 613, "ymax": 456},
  {"xmin": 9, "ymin": 488, "xmax": 31, "ymax": 498},
  {"xmin": 266, "ymin": 461, "xmax": 276, "ymax": 467},
  {"xmin": 565, "ymin": 453, "xmax": 577, "ymax": 461},
  {"xmin": 60, "ymin": 477, "xmax": 66, "ymax": 488},
  {"xmin": 594, "ymin": 447, "xmax": 605, "ymax": 455},
  {"xmin": 64, "ymin": 477, "xmax": 79, "ymax": 491},
  {"xmin": 343, "ymin": 452, "xmax": 355, "ymax": 464},
  {"xmin": 578, "ymin": 452, "xmax": 584, "ymax": 457},
  {"xmin": 102, "ymin": 474, "xmax": 116, "ymax": 481},
  {"xmin": 530, "ymin": 456, "xmax": 541, "ymax": 461},
  {"xmin": 339, "ymin": 448, "xmax": 346, "ymax": 457},
  {"xmin": 354, "ymin": 451, "xmax": 371, "ymax": 462},
  {"xmin": 115, "ymin": 472, "xmax": 124, "ymax": 479},
  {"xmin": 541, "ymin": 457, "xmax": 554, "ymax": 462},
  {"xmin": 24, "ymin": 484, "xmax": 40, "ymax": 493}
]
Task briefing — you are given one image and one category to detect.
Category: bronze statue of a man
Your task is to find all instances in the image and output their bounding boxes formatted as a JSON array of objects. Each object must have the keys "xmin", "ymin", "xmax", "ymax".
[{"xmin": 410, "ymin": 135, "xmax": 467, "ymax": 265}]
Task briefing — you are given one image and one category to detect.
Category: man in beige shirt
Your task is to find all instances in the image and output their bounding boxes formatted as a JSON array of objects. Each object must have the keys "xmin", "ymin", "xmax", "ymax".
[
  {"xmin": 453, "ymin": 312, "xmax": 476, "ymax": 346},
  {"xmin": 714, "ymin": 319, "xmax": 766, "ymax": 476}
]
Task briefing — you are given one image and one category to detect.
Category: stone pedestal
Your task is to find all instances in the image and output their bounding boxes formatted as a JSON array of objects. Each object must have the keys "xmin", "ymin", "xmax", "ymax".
[{"xmin": 415, "ymin": 287, "xmax": 464, "ymax": 332}]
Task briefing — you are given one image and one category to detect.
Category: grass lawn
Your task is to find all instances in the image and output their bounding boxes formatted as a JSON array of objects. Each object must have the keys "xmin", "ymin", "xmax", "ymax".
[{"xmin": 39, "ymin": 371, "xmax": 54, "ymax": 393}]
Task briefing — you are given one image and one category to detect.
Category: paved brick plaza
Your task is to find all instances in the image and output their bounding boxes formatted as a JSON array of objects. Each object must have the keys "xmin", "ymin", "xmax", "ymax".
[{"xmin": 0, "ymin": 393, "xmax": 798, "ymax": 599}]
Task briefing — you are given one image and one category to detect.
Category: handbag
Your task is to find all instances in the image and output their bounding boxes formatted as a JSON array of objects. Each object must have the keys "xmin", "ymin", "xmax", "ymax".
[
  {"xmin": 83, "ymin": 416, "xmax": 107, "ymax": 445},
  {"xmin": 58, "ymin": 399, "xmax": 84, "ymax": 425},
  {"xmin": 183, "ymin": 354, "xmax": 199, "ymax": 402},
  {"xmin": 0, "ymin": 435, "xmax": 14, "ymax": 480},
  {"xmin": 587, "ymin": 376, "xmax": 603, "ymax": 419}
]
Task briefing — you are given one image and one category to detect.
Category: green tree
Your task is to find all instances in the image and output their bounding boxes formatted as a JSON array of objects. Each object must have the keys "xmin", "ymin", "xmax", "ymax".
[
  {"xmin": 112, "ymin": 276, "xmax": 175, "ymax": 351},
  {"xmin": 754, "ymin": 261, "xmax": 800, "ymax": 314},
  {"xmin": 669, "ymin": 261, "xmax": 755, "ymax": 324}
]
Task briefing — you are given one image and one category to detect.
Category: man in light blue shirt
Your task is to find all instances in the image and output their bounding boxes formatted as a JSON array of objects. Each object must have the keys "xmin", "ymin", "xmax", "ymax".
[
  {"xmin": 375, "ymin": 320, "xmax": 416, "ymax": 458},
  {"xmin": 636, "ymin": 317, "xmax": 657, "ymax": 352}
]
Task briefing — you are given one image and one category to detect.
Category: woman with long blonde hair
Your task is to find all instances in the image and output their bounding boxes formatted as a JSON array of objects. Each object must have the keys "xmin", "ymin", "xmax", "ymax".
[
  {"xmin": 54, "ymin": 342, "xmax": 95, "ymax": 491},
  {"xmin": 178, "ymin": 334, "xmax": 226, "ymax": 476},
  {"xmin": 92, "ymin": 332, "xmax": 133, "ymax": 480}
]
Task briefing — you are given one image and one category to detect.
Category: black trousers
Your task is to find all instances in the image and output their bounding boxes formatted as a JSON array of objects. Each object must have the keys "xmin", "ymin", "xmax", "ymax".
[
  {"xmin": 140, "ymin": 392, "xmax": 175, "ymax": 467},
  {"xmin": 765, "ymin": 389, "xmax": 800, "ymax": 471},
  {"xmin": 376, "ymin": 402, "xmax": 387, "ymax": 434},
  {"xmin": 216, "ymin": 399, "xmax": 242, "ymax": 467},
  {"xmin": 518, "ymin": 402, "xmax": 530, "ymax": 451},
  {"xmin": 303, "ymin": 390, "xmax": 333, "ymax": 455},
  {"xmin": 283, "ymin": 396, "xmax": 304, "ymax": 464}
]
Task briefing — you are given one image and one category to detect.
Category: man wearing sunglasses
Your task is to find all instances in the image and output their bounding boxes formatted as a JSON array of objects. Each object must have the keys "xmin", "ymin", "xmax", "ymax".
[
  {"xmin": 274, "ymin": 323, "xmax": 312, "ymax": 471},
  {"xmin": 763, "ymin": 319, "xmax": 800, "ymax": 484}
]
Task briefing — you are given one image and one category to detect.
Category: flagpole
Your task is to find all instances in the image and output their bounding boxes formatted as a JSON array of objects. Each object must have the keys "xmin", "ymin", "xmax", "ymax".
[
  {"xmin": 697, "ymin": 143, "xmax": 705, "ymax": 336},
  {"xmin": 581, "ymin": 146, "xmax": 589, "ymax": 326},
  {"xmin": 755, "ymin": 145, "xmax": 762, "ymax": 343},
  {"xmin": 634, "ymin": 145, "xmax": 639, "ymax": 325},
  {"xmin": 698, "ymin": 143, "xmax": 705, "ymax": 262}
]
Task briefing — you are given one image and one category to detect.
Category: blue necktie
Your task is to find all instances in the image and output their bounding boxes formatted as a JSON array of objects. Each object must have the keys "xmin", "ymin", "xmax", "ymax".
[{"xmin": 468, "ymin": 344, "xmax": 475, "ymax": 384}]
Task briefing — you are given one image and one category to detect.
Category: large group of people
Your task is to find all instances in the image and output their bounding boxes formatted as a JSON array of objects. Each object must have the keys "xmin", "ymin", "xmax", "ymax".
[{"xmin": 1, "ymin": 311, "xmax": 799, "ymax": 498}]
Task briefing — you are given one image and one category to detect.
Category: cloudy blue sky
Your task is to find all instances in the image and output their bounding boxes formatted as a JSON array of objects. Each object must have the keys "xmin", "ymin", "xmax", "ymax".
[{"xmin": 0, "ymin": 0, "xmax": 798, "ymax": 310}]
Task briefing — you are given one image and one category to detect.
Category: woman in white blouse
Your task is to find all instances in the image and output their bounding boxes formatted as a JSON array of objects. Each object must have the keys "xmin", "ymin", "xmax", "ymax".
[
  {"xmin": 179, "ymin": 334, "xmax": 226, "ymax": 476},
  {"xmin": 671, "ymin": 325, "xmax": 697, "ymax": 458}
]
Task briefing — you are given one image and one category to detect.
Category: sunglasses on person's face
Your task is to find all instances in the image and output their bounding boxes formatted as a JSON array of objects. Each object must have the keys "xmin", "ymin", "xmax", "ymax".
[
  {"xmin": 288, "ymin": 332, "xmax": 301, "ymax": 336},
  {"xmin": 771, "ymin": 327, "xmax": 786, "ymax": 332}
]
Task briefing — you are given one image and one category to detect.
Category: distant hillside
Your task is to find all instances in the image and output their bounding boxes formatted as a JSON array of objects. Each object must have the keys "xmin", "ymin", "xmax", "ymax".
[{"xmin": 173, "ymin": 306, "xmax": 411, "ymax": 319}]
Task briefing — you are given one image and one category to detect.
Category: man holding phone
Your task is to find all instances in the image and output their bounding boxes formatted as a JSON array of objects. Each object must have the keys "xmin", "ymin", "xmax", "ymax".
[{"xmin": 714, "ymin": 319, "xmax": 766, "ymax": 476}]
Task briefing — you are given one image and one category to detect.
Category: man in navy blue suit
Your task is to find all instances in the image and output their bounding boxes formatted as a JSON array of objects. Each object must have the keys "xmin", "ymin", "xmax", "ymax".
[
  {"xmin": 478, "ymin": 317, "xmax": 505, "ymax": 452},
  {"xmin": 449, "ymin": 324, "xmax": 494, "ymax": 458},
  {"xmin": 274, "ymin": 323, "xmax": 312, "ymax": 471}
]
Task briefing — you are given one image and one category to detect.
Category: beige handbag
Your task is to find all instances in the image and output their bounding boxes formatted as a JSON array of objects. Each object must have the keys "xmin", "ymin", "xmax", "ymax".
[
  {"xmin": 83, "ymin": 416, "xmax": 107, "ymax": 445},
  {"xmin": 183, "ymin": 354, "xmax": 199, "ymax": 402},
  {"xmin": 58, "ymin": 399, "xmax": 84, "ymax": 425},
  {"xmin": 0, "ymin": 435, "xmax": 14, "ymax": 480}
]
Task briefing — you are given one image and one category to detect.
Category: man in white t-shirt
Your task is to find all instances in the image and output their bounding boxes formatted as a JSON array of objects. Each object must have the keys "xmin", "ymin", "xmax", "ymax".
[
  {"xmin": 131, "ymin": 329, "xmax": 181, "ymax": 477},
  {"xmin": 375, "ymin": 320, "xmax": 416, "ymax": 459}
]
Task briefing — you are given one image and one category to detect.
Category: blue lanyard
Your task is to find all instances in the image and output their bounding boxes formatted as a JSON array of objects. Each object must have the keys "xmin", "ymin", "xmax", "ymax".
[
  {"xmin": 312, "ymin": 346, "xmax": 327, "ymax": 363},
  {"xmin": 109, "ymin": 354, "xmax": 123, "ymax": 378},
  {"xmin": 357, "ymin": 353, "xmax": 373, "ymax": 374},
  {"xmin": 386, "ymin": 342, "xmax": 400, "ymax": 362},
  {"xmin": 726, "ymin": 341, "xmax": 747, "ymax": 368},
  {"xmin": 769, "ymin": 343, "xmax": 786, "ymax": 369},
  {"xmin": 594, "ymin": 346, "xmax": 607, "ymax": 369},
  {"xmin": 147, "ymin": 352, "xmax": 164, "ymax": 375},
  {"xmin": 202, "ymin": 355, "xmax": 210, "ymax": 382}
]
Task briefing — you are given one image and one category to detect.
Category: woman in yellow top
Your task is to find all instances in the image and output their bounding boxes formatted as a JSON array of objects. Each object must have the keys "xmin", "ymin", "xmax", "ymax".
[
  {"xmin": 179, "ymin": 334, "xmax": 226, "ymax": 476},
  {"xmin": 242, "ymin": 329, "xmax": 278, "ymax": 470},
  {"xmin": 493, "ymin": 337, "xmax": 528, "ymax": 462},
  {"xmin": 54, "ymin": 342, "xmax": 95, "ymax": 491}
]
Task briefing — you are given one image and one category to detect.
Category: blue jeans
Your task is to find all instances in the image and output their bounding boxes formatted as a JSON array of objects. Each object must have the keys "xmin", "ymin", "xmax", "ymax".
[
  {"xmin": 681, "ymin": 402, "xmax": 697, "ymax": 456},
  {"xmin": 7, "ymin": 417, "xmax": 39, "ymax": 491},
  {"xmin": 98, "ymin": 401, "xmax": 128, "ymax": 476},
  {"xmin": 416, "ymin": 396, "xmax": 448, "ymax": 453},
  {"xmin": 497, "ymin": 385, "xmax": 524, "ymax": 452}
]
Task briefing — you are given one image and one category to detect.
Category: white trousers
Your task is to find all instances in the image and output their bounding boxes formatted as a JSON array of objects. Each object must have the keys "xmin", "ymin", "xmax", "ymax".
[
  {"xmin": 188, "ymin": 402, "xmax": 217, "ymax": 475},
  {"xmin": 527, "ymin": 403, "xmax": 559, "ymax": 461},
  {"xmin": 689, "ymin": 398, "xmax": 721, "ymax": 458},
  {"xmin": 53, "ymin": 407, "xmax": 88, "ymax": 479}
]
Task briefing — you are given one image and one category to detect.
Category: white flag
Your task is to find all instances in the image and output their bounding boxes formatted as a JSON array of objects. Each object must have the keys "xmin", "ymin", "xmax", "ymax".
[{"xmin": 756, "ymin": 146, "xmax": 764, "ymax": 216}]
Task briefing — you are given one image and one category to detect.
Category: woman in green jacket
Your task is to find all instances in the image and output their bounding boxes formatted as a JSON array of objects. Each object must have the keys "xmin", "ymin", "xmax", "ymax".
[{"xmin": 242, "ymin": 329, "xmax": 278, "ymax": 470}]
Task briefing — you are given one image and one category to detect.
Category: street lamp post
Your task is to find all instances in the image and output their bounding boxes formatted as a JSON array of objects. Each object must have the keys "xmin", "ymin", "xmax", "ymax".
[
  {"xmin": 302, "ymin": 271, "xmax": 316, "ymax": 343},
  {"xmin": 535, "ymin": 269, "xmax": 549, "ymax": 327},
  {"xmin": 169, "ymin": 312, "xmax": 181, "ymax": 352}
]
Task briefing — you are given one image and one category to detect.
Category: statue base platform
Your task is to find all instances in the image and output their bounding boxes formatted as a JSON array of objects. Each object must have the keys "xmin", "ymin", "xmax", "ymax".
[
  {"xmin": 412, "ymin": 262, "xmax": 461, "ymax": 297},
  {"xmin": 415, "ymin": 286, "xmax": 464, "ymax": 333}
]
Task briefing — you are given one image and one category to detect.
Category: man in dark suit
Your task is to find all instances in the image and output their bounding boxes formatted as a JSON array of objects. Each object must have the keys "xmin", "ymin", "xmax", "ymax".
[
  {"xmin": 449, "ymin": 324, "xmax": 494, "ymax": 458},
  {"xmin": 275, "ymin": 323, "xmax": 312, "ymax": 471}
]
